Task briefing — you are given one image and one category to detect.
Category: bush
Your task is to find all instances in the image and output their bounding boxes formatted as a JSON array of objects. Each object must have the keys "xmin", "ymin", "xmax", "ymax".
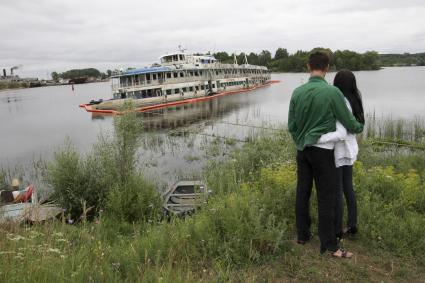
[
  {"xmin": 46, "ymin": 103, "xmax": 147, "ymax": 219},
  {"xmin": 106, "ymin": 175, "xmax": 162, "ymax": 223},
  {"xmin": 353, "ymin": 162, "xmax": 425, "ymax": 258},
  {"xmin": 46, "ymin": 141, "xmax": 117, "ymax": 219}
]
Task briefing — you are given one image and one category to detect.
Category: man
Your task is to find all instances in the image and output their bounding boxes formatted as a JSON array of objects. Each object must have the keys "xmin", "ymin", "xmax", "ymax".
[{"xmin": 288, "ymin": 51, "xmax": 363, "ymax": 258}]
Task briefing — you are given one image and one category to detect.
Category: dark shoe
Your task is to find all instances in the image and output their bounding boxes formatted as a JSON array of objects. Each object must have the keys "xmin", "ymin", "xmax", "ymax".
[
  {"xmin": 296, "ymin": 233, "xmax": 313, "ymax": 245},
  {"xmin": 344, "ymin": 226, "xmax": 358, "ymax": 236}
]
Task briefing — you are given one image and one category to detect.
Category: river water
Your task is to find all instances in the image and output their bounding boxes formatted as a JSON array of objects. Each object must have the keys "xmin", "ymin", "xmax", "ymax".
[{"xmin": 1, "ymin": 67, "xmax": 424, "ymax": 185}]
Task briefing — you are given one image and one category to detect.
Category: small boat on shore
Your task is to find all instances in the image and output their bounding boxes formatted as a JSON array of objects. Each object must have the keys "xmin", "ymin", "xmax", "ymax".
[
  {"xmin": 0, "ymin": 185, "xmax": 63, "ymax": 223},
  {"xmin": 162, "ymin": 180, "xmax": 210, "ymax": 215},
  {"xmin": 80, "ymin": 51, "xmax": 276, "ymax": 115}
]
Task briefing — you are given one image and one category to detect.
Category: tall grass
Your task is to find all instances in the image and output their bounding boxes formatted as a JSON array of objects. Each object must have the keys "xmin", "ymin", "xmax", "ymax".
[
  {"xmin": 0, "ymin": 81, "xmax": 28, "ymax": 90},
  {"xmin": 1, "ymin": 116, "xmax": 425, "ymax": 282},
  {"xmin": 363, "ymin": 113, "xmax": 425, "ymax": 143}
]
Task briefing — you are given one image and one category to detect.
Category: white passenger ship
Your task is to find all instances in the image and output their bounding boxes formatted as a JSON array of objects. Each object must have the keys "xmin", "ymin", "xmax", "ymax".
[{"xmin": 81, "ymin": 51, "xmax": 272, "ymax": 114}]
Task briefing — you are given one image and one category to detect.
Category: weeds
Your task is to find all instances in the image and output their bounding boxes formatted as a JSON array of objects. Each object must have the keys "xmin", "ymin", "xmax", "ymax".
[{"xmin": 1, "ymin": 116, "xmax": 425, "ymax": 282}]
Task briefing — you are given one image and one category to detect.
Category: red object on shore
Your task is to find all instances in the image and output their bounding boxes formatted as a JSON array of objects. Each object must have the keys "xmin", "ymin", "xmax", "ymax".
[
  {"xmin": 22, "ymin": 185, "xmax": 33, "ymax": 202},
  {"xmin": 79, "ymin": 80, "xmax": 280, "ymax": 115}
]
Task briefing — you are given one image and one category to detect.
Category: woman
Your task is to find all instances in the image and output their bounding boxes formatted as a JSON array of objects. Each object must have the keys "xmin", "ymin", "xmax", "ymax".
[{"xmin": 318, "ymin": 69, "xmax": 365, "ymax": 238}]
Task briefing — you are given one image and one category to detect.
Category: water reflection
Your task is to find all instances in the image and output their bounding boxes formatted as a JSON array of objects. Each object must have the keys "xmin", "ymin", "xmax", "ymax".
[{"xmin": 91, "ymin": 93, "xmax": 253, "ymax": 132}]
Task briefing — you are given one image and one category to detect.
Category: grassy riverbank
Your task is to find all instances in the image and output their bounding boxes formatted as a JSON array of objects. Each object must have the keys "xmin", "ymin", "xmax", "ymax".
[
  {"xmin": 1, "ymin": 113, "xmax": 425, "ymax": 282},
  {"xmin": 0, "ymin": 81, "xmax": 28, "ymax": 91}
]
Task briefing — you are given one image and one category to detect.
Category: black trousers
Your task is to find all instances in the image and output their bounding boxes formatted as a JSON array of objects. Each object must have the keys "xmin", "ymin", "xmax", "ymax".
[
  {"xmin": 296, "ymin": 147, "xmax": 338, "ymax": 253},
  {"xmin": 335, "ymin": 165, "xmax": 357, "ymax": 233}
]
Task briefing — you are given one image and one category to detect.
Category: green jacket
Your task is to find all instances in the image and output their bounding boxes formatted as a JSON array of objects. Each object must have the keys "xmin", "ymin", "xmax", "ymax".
[{"xmin": 288, "ymin": 76, "xmax": 364, "ymax": 151}]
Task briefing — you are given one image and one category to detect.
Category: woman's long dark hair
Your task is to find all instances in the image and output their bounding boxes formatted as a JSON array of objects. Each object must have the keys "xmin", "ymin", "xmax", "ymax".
[{"xmin": 334, "ymin": 69, "xmax": 365, "ymax": 124}]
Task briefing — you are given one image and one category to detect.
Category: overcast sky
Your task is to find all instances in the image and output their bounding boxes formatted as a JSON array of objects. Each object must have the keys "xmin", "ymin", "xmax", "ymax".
[{"xmin": 1, "ymin": 0, "xmax": 425, "ymax": 78}]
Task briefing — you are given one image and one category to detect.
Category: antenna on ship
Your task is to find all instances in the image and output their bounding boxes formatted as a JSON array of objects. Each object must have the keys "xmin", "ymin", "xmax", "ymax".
[
  {"xmin": 178, "ymin": 45, "xmax": 187, "ymax": 53},
  {"xmin": 244, "ymin": 53, "xmax": 249, "ymax": 65}
]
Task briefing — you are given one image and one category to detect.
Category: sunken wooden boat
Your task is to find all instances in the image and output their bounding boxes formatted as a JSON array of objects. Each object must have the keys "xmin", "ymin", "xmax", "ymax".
[{"xmin": 162, "ymin": 180, "xmax": 211, "ymax": 215}]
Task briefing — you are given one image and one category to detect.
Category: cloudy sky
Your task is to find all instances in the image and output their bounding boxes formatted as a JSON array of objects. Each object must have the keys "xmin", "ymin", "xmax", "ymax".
[{"xmin": 1, "ymin": 0, "xmax": 425, "ymax": 78}]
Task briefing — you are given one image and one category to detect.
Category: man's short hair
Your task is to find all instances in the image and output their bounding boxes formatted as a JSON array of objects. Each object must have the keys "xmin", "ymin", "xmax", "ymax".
[{"xmin": 308, "ymin": 51, "xmax": 330, "ymax": 71}]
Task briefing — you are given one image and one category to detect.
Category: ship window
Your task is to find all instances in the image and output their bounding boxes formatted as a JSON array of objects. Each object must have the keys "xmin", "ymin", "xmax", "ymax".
[
  {"xmin": 179, "ymin": 54, "xmax": 184, "ymax": 60},
  {"xmin": 195, "ymin": 71, "xmax": 199, "ymax": 76},
  {"xmin": 189, "ymin": 71, "xmax": 194, "ymax": 76},
  {"xmin": 142, "ymin": 90, "xmax": 147, "ymax": 98},
  {"xmin": 173, "ymin": 55, "xmax": 178, "ymax": 61},
  {"xmin": 216, "ymin": 71, "xmax": 219, "ymax": 75},
  {"xmin": 212, "ymin": 84, "xmax": 215, "ymax": 88},
  {"xmin": 200, "ymin": 71, "xmax": 203, "ymax": 76},
  {"xmin": 189, "ymin": 86, "xmax": 193, "ymax": 91},
  {"xmin": 174, "ymin": 88, "xmax": 180, "ymax": 94},
  {"xmin": 179, "ymin": 72, "xmax": 184, "ymax": 77},
  {"xmin": 135, "ymin": 91, "xmax": 142, "ymax": 99},
  {"xmin": 182, "ymin": 87, "xmax": 187, "ymax": 92},
  {"xmin": 166, "ymin": 72, "xmax": 171, "ymax": 78},
  {"xmin": 152, "ymin": 73, "xmax": 157, "ymax": 80},
  {"xmin": 146, "ymin": 74, "xmax": 151, "ymax": 81},
  {"xmin": 200, "ymin": 85, "xmax": 204, "ymax": 90},
  {"xmin": 173, "ymin": 72, "xmax": 178, "ymax": 78},
  {"xmin": 195, "ymin": 86, "xmax": 199, "ymax": 91},
  {"xmin": 166, "ymin": 89, "xmax": 171, "ymax": 95}
]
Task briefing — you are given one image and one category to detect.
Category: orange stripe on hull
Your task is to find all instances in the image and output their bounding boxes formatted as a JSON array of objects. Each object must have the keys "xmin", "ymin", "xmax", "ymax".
[{"xmin": 79, "ymin": 80, "xmax": 280, "ymax": 115}]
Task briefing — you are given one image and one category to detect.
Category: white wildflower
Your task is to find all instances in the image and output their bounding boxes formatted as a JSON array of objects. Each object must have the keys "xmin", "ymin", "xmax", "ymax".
[
  {"xmin": 47, "ymin": 248, "xmax": 61, "ymax": 254},
  {"xmin": 53, "ymin": 232, "xmax": 64, "ymax": 237},
  {"xmin": 8, "ymin": 235, "xmax": 26, "ymax": 241}
]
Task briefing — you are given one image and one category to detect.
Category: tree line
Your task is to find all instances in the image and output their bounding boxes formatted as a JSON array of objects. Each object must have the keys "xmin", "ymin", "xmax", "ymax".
[
  {"xmin": 379, "ymin": 53, "xmax": 425, "ymax": 67},
  {"xmin": 213, "ymin": 48, "xmax": 381, "ymax": 72},
  {"xmin": 51, "ymin": 49, "xmax": 424, "ymax": 80},
  {"xmin": 51, "ymin": 68, "xmax": 112, "ymax": 81}
]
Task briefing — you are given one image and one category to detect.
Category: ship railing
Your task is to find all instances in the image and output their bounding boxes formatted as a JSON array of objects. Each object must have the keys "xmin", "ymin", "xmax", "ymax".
[{"xmin": 112, "ymin": 73, "xmax": 269, "ymax": 91}]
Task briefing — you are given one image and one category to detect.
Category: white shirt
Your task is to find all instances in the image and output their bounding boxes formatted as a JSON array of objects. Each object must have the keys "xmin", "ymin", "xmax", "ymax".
[{"xmin": 314, "ymin": 98, "xmax": 359, "ymax": 167}]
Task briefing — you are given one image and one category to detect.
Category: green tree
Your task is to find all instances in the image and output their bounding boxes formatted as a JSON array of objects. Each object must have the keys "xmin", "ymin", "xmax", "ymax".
[
  {"xmin": 51, "ymin": 71, "xmax": 60, "ymax": 81},
  {"xmin": 258, "ymin": 50, "xmax": 272, "ymax": 67},
  {"xmin": 247, "ymin": 52, "xmax": 259, "ymax": 65},
  {"xmin": 214, "ymin": 52, "xmax": 232, "ymax": 63},
  {"xmin": 59, "ymin": 68, "xmax": 101, "ymax": 79},
  {"xmin": 362, "ymin": 51, "xmax": 380, "ymax": 70},
  {"xmin": 274, "ymin": 48, "xmax": 289, "ymax": 60},
  {"xmin": 237, "ymin": 52, "xmax": 247, "ymax": 64}
]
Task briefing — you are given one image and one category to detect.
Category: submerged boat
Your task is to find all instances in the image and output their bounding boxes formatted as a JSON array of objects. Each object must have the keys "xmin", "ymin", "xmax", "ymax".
[
  {"xmin": 162, "ymin": 180, "xmax": 210, "ymax": 215},
  {"xmin": 80, "ymin": 51, "xmax": 275, "ymax": 114}
]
